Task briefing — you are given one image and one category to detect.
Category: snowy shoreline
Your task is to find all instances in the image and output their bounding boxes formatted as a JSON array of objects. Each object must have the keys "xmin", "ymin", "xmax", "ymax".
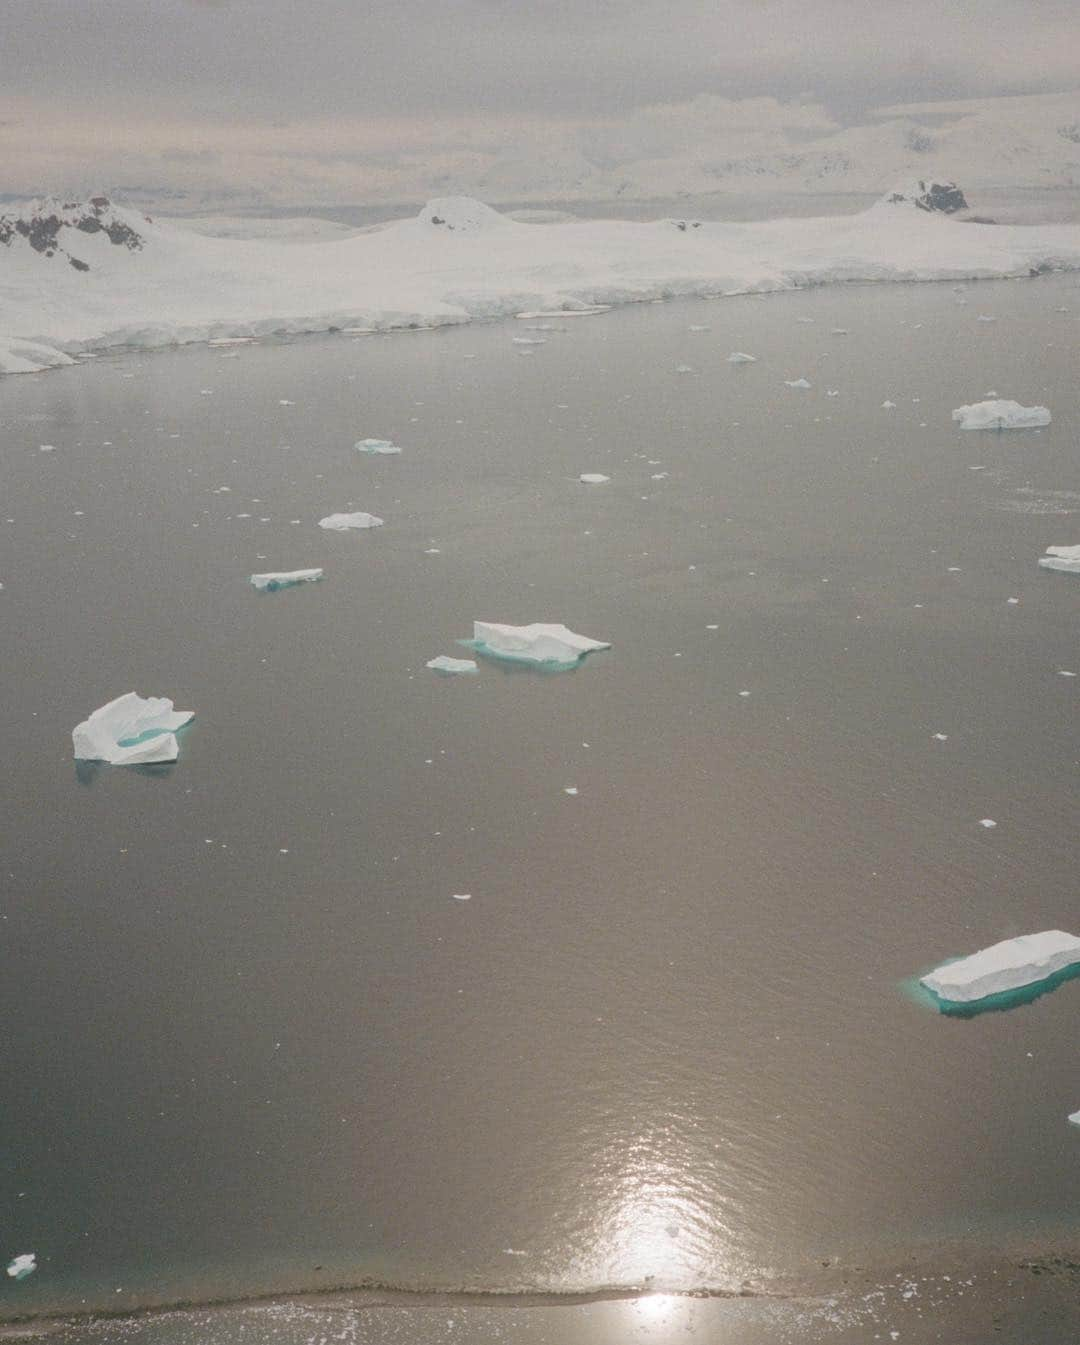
[{"xmin": 4, "ymin": 187, "xmax": 1080, "ymax": 376}]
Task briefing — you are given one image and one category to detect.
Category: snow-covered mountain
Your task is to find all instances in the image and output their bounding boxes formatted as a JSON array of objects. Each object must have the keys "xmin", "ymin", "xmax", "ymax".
[{"xmin": 4, "ymin": 184, "xmax": 1080, "ymax": 375}]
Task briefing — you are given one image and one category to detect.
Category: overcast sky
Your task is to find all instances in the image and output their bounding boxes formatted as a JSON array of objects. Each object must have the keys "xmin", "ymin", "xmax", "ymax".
[{"xmin": 2, "ymin": 0, "xmax": 1079, "ymax": 205}]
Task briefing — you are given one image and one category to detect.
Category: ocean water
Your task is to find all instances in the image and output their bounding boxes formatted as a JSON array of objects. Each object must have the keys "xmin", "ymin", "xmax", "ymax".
[{"xmin": 2, "ymin": 272, "xmax": 1080, "ymax": 1334}]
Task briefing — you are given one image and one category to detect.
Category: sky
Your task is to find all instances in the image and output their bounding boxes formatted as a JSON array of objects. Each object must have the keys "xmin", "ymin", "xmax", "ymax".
[{"xmin": 1, "ymin": 0, "xmax": 1079, "ymax": 207}]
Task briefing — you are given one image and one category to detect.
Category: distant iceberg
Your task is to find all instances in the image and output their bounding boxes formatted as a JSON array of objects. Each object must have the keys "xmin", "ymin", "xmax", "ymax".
[
  {"xmin": 471, "ymin": 621, "xmax": 611, "ymax": 668},
  {"xmin": 354, "ymin": 438, "xmax": 401, "ymax": 454},
  {"xmin": 952, "ymin": 399, "xmax": 1051, "ymax": 429},
  {"xmin": 426, "ymin": 655, "xmax": 478, "ymax": 674},
  {"xmin": 72, "ymin": 692, "xmax": 194, "ymax": 765},
  {"xmin": 250, "ymin": 568, "xmax": 323, "ymax": 591},
  {"xmin": 579, "ymin": 473, "xmax": 610, "ymax": 484},
  {"xmin": 920, "ymin": 930, "xmax": 1080, "ymax": 1007},
  {"xmin": 318, "ymin": 512, "xmax": 383, "ymax": 530},
  {"xmin": 1038, "ymin": 544, "xmax": 1080, "ymax": 574}
]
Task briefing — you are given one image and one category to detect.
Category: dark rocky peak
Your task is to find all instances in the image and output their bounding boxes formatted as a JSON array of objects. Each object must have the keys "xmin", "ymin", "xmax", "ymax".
[{"xmin": 0, "ymin": 195, "xmax": 147, "ymax": 270}]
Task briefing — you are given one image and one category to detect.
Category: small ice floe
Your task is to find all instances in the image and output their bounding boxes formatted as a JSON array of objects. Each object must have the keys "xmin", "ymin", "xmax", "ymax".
[
  {"xmin": 354, "ymin": 438, "xmax": 401, "ymax": 455},
  {"xmin": 688, "ymin": 325, "xmax": 710, "ymax": 332},
  {"xmin": 727, "ymin": 351, "xmax": 757, "ymax": 364},
  {"xmin": 279, "ymin": 399, "xmax": 295, "ymax": 406},
  {"xmin": 6, "ymin": 1254, "xmax": 35, "ymax": 1281},
  {"xmin": 72, "ymin": 693, "xmax": 193, "ymax": 766},
  {"xmin": 563, "ymin": 786, "xmax": 579, "ymax": 796},
  {"xmin": 650, "ymin": 472, "xmax": 669, "ymax": 480},
  {"xmin": 979, "ymin": 818, "xmax": 997, "ymax": 829},
  {"xmin": 826, "ymin": 389, "xmax": 840, "ymax": 397},
  {"xmin": 831, "ymin": 328, "xmax": 849, "ymax": 335},
  {"xmin": 39, "ymin": 444, "xmax": 55, "ymax": 452},
  {"xmin": 512, "ymin": 336, "xmax": 546, "ymax": 346},
  {"xmin": 976, "ymin": 314, "xmax": 997, "ymax": 323},
  {"xmin": 674, "ymin": 363, "xmax": 695, "ymax": 374},
  {"xmin": 452, "ymin": 893, "xmax": 472, "ymax": 901},
  {"xmin": 471, "ymin": 621, "xmax": 610, "ymax": 668},
  {"xmin": 1058, "ymin": 670, "xmax": 1077, "ymax": 677},
  {"xmin": 426, "ymin": 656, "xmax": 478, "ymax": 675},
  {"xmin": 1038, "ymin": 544, "xmax": 1080, "ymax": 574},
  {"xmin": 784, "ymin": 378, "xmax": 812, "ymax": 389},
  {"xmin": 1007, "ymin": 596, "xmax": 1020, "ymax": 604},
  {"xmin": 250, "ymin": 569, "xmax": 323, "ymax": 592},
  {"xmin": 579, "ymin": 473, "xmax": 610, "ymax": 485},
  {"xmin": 796, "ymin": 316, "xmax": 815, "ymax": 324},
  {"xmin": 318, "ymin": 512, "xmax": 383, "ymax": 530},
  {"xmin": 933, "ymin": 733, "xmax": 949, "ymax": 741},
  {"xmin": 882, "ymin": 400, "xmax": 896, "ymax": 409},
  {"xmin": 952, "ymin": 400, "xmax": 1051, "ymax": 430},
  {"xmin": 920, "ymin": 930, "xmax": 1080, "ymax": 1007},
  {"xmin": 515, "ymin": 306, "xmax": 610, "ymax": 319}
]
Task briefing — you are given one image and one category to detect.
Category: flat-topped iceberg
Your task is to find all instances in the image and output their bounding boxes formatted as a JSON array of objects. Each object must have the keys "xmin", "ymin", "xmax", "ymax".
[
  {"xmin": 318, "ymin": 511, "xmax": 383, "ymax": 530},
  {"xmin": 250, "ymin": 568, "xmax": 323, "ymax": 591},
  {"xmin": 426, "ymin": 655, "xmax": 478, "ymax": 675},
  {"xmin": 354, "ymin": 438, "xmax": 401, "ymax": 455},
  {"xmin": 72, "ymin": 692, "xmax": 194, "ymax": 765},
  {"xmin": 920, "ymin": 930, "xmax": 1080, "ymax": 1007},
  {"xmin": 952, "ymin": 399, "xmax": 1051, "ymax": 429},
  {"xmin": 1039, "ymin": 544, "xmax": 1080, "ymax": 574},
  {"xmin": 471, "ymin": 621, "xmax": 611, "ymax": 668}
]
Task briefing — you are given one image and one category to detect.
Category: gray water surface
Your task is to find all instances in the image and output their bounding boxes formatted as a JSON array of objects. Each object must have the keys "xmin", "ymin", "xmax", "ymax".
[{"xmin": 2, "ymin": 275, "xmax": 1080, "ymax": 1320}]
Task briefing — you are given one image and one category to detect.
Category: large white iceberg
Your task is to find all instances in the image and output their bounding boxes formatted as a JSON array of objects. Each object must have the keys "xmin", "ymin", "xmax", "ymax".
[
  {"xmin": 1038, "ymin": 544, "xmax": 1080, "ymax": 575},
  {"xmin": 6, "ymin": 1254, "xmax": 35, "ymax": 1281},
  {"xmin": 472, "ymin": 621, "xmax": 611, "ymax": 667},
  {"xmin": 318, "ymin": 512, "xmax": 383, "ymax": 530},
  {"xmin": 920, "ymin": 930, "xmax": 1080, "ymax": 1005},
  {"xmin": 354, "ymin": 438, "xmax": 401, "ymax": 455},
  {"xmin": 250, "ymin": 568, "xmax": 323, "ymax": 591},
  {"xmin": 72, "ymin": 692, "xmax": 194, "ymax": 765},
  {"xmin": 952, "ymin": 399, "xmax": 1051, "ymax": 429}
]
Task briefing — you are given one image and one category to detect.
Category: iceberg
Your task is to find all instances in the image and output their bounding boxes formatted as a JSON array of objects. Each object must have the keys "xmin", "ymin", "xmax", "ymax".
[
  {"xmin": 579, "ymin": 473, "xmax": 610, "ymax": 484},
  {"xmin": 471, "ymin": 621, "xmax": 611, "ymax": 668},
  {"xmin": 785, "ymin": 377, "xmax": 812, "ymax": 389},
  {"xmin": 920, "ymin": 930, "xmax": 1080, "ymax": 1007},
  {"xmin": 6, "ymin": 1254, "xmax": 35, "ymax": 1281},
  {"xmin": 318, "ymin": 512, "xmax": 383, "ymax": 530},
  {"xmin": 1069, "ymin": 1111, "xmax": 1080, "ymax": 1127},
  {"xmin": 952, "ymin": 399, "xmax": 1052, "ymax": 429},
  {"xmin": 250, "ymin": 568, "xmax": 323, "ymax": 591},
  {"xmin": 1038, "ymin": 544, "xmax": 1080, "ymax": 575},
  {"xmin": 354, "ymin": 438, "xmax": 401, "ymax": 454},
  {"xmin": 72, "ymin": 692, "xmax": 194, "ymax": 765},
  {"xmin": 727, "ymin": 351, "xmax": 757, "ymax": 364},
  {"xmin": 426, "ymin": 655, "xmax": 478, "ymax": 674}
]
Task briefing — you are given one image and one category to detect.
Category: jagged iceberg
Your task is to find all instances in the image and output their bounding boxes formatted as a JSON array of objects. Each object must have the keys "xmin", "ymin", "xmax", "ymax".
[
  {"xmin": 354, "ymin": 438, "xmax": 401, "ymax": 454},
  {"xmin": 471, "ymin": 621, "xmax": 611, "ymax": 668},
  {"xmin": 1038, "ymin": 544, "xmax": 1080, "ymax": 574},
  {"xmin": 952, "ymin": 399, "xmax": 1051, "ymax": 429},
  {"xmin": 72, "ymin": 693, "xmax": 194, "ymax": 765},
  {"xmin": 920, "ymin": 930, "xmax": 1080, "ymax": 1006},
  {"xmin": 318, "ymin": 512, "xmax": 384, "ymax": 530},
  {"xmin": 6, "ymin": 1254, "xmax": 35, "ymax": 1281},
  {"xmin": 250, "ymin": 568, "xmax": 323, "ymax": 591},
  {"xmin": 426, "ymin": 655, "xmax": 478, "ymax": 674}
]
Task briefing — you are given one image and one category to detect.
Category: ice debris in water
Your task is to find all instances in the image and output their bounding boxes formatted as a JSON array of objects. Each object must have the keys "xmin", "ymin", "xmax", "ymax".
[
  {"xmin": 72, "ymin": 693, "xmax": 194, "ymax": 766},
  {"xmin": 1069, "ymin": 1111, "xmax": 1080, "ymax": 1127},
  {"xmin": 426, "ymin": 655, "xmax": 478, "ymax": 675},
  {"xmin": 952, "ymin": 400, "xmax": 1051, "ymax": 430},
  {"xmin": 674, "ymin": 363, "xmax": 695, "ymax": 374},
  {"xmin": 727, "ymin": 351, "xmax": 757, "ymax": 364},
  {"xmin": 250, "ymin": 569, "xmax": 323, "ymax": 591},
  {"xmin": 784, "ymin": 377, "xmax": 812, "ymax": 389},
  {"xmin": 882, "ymin": 400, "xmax": 896, "ymax": 409},
  {"xmin": 318, "ymin": 511, "xmax": 383, "ymax": 530},
  {"xmin": 471, "ymin": 621, "xmax": 611, "ymax": 667},
  {"xmin": 6, "ymin": 1255, "xmax": 35, "ymax": 1281},
  {"xmin": 354, "ymin": 438, "xmax": 401, "ymax": 454},
  {"xmin": 579, "ymin": 473, "xmax": 610, "ymax": 484},
  {"xmin": 979, "ymin": 818, "xmax": 997, "ymax": 829},
  {"xmin": 452, "ymin": 893, "xmax": 472, "ymax": 901},
  {"xmin": 1038, "ymin": 544, "xmax": 1080, "ymax": 575},
  {"xmin": 920, "ymin": 930, "xmax": 1080, "ymax": 1006}
]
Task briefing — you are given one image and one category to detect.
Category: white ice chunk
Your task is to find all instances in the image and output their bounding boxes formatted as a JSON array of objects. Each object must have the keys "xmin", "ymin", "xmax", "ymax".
[
  {"xmin": 318, "ymin": 512, "xmax": 383, "ymax": 530},
  {"xmin": 250, "ymin": 568, "xmax": 323, "ymax": 591},
  {"xmin": 579, "ymin": 473, "xmax": 610, "ymax": 484},
  {"xmin": 727, "ymin": 351, "xmax": 757, "ymax": 364},
  {"xmin": 72, "ymin": 693, "xmax": 193, "ymax": 766},
  {"xmin": 1039, "ymin": 544, "xmax": 1080, "ymax": 575},
  {"xmin": 354, "ymin": 438, "xmax": 401, "ymax": 454},
  {"xmin": 882, "ymin": 400, "xmax": 896, "ymax": 408},
  {"xmin": 920, "ymin": 930, "xmax": 1080, "ymax": 1005},
  {"xmin": 784, "ymin": 377, "xmax": 812, "ymax": 389},
  {"xmin": 6, "ymin": 1254, "xmax": 35, "ymax": 1281},
  {"xmin": 473, "ymin": 621, "xmax": 611, "ymax": 667},
  {"xmin": 426, "ymin": 655, "xmax": 478, "ymax": 674},
  {"xmin": 952, "ymin": 400, "xmax": 1051, "ymax": 430},
  {"xmin": 1069, "ymin": 1111, "xmax": 1080, "ymax": 1127}
]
